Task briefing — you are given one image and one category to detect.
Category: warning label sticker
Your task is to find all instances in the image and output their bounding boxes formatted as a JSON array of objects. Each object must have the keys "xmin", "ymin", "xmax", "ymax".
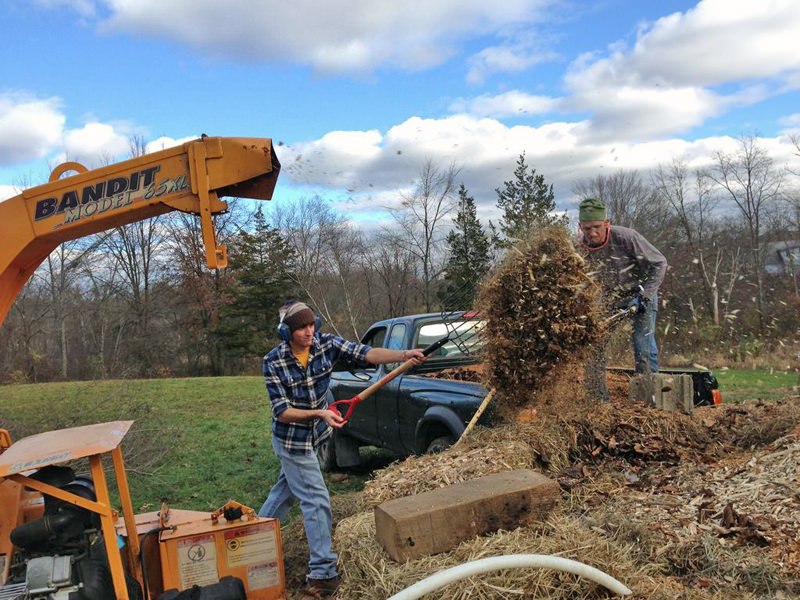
[
  {"xmin": 224, "ymin": 522, "xmax": 278, "ymax": 568},
  {"xmin": 247, "ymin": 561, "xmax": 281, "ymax": 590},
  {"xmin": 178, "ymin": 534, "xmax": 219, "ymax": 589}
]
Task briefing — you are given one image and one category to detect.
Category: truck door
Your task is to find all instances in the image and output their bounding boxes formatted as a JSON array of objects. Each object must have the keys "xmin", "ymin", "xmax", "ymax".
[
  {"xmin": 373, "ymin": 322, "xmax": 408, "ymax": 449},
  {"xmin": 333, "ymin": 326, "xmax": 386, "ymax": 444}
]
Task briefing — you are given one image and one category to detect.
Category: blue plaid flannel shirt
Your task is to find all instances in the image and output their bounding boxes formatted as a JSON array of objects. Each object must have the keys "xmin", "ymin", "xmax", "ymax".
[{"xmin": 263, "ymin": 333, "xmax": 372, "ymax": 454}]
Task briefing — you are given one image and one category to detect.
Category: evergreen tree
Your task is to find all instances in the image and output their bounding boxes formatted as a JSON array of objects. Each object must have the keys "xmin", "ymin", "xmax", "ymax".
[
  {"xmin": 441, "ymin": 185, "xmax": 491, "ymax": 309},
  {"xmin": 218, "ymin": 207, "xmax": 299, "ymax": 361},
  {"xmin": 495, "ymin": 153, "xmax": 566, "ymax": 247}
]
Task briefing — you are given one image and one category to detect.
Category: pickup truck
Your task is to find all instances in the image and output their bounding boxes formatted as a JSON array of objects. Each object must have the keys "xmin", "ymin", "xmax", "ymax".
[
  {"xmin": 318, "ymin": 312, "xmax": 721, "ymax": 471},
  {"xmin": 319, "ymin": 312, "xmax": 489, "ymax": 471}
]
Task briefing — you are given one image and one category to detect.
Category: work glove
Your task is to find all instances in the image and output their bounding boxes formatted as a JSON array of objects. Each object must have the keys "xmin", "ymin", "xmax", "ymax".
[{"xmin": 626, "ymin": 293, "xmax": 648, "ymax": 314}]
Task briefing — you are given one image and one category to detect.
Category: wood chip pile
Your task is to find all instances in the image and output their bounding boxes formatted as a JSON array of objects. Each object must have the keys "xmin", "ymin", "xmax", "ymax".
[
  {"xmin": 476, "ymin": 227, "xmax": 605, "ymax": 413},
  {"xmin": 326, "ymin": 394, "xmax": 800, "ymax": 599},
  {"xmin": 598, "ymin": 427, "xmax": 800, "ymax": 574}
]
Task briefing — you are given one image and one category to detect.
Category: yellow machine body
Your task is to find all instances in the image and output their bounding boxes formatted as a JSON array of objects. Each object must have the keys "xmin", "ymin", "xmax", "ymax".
[
  {"xmin": 0, "ymin": 135, "xmax": 281, "ymax": 327},
  {"xmin": 0, "ymin": 135, "xmax": 286, "ymax": 598},
  {"xmin": 0, "ymin": 422, "xmax": 287, "ymax": 599}
]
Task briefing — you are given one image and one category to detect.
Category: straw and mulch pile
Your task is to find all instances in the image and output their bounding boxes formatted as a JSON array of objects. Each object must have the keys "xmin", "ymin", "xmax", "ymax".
[
  {"xmin": 329, "ymin": 394, "xmax": 800, "ymax": 599},
  {"xmin": 475, "ymin": 227, "xmax": 606, "ymax": 415}
]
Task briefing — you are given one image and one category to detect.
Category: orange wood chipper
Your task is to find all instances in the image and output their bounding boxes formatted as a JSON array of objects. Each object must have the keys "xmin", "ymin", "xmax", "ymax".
[{"xmin": 0, "ymin": 137, "xmax": 288, "ymax": 599}]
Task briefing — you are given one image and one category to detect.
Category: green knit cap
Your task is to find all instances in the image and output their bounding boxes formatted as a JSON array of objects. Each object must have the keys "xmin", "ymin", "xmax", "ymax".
[{"xmin": 579, "ymin": 197, "xmax": 607, "ymax": 222}]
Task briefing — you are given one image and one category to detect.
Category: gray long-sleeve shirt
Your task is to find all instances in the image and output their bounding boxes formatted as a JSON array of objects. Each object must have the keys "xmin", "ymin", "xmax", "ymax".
[{"xmin": 582, "ymin": 225, "xmax": 667, "ymax": 302}]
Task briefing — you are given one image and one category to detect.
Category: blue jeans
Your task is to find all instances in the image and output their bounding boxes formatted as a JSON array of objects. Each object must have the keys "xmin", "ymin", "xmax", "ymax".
[
  {"xmin": 632, "ymin": 294, "xmax": 658, "ymax": 373},
  {"xmin": 258, "ymin": 437, "xmax": 337, "ymax": 580}
]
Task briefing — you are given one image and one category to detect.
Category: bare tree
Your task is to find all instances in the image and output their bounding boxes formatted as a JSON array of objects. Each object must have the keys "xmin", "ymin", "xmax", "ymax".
[
  {"xmin": 652, "ymin": 160, "xmax": 728, "ymax": 325},
  {"xmin": 164, "ymin": 207, "xmax": 245, "ymax": 374},
  {"xmin": 364, "ymin": 229, "xmax": 420, "ymax": 318},
  {"xmin": 389, "ymin": 160, "xmax": 459, "ymax": 311},
  {"xmin": 789, "ymin": 133, "xmax": 800, "ymax": 177},
  {"xmin": 42, "ymin": 239, "xmax": 102, "ymax": 378},
  {"xmin": 98, "ymin": 137, "xmax": 171, "ymax": 374},
  {"xmin": 270, "ymin": 196, "xmax": 366, "ymax": 337},
  {"xmin": 572, "ymin": 169, "xmax": 671, "ymax": 246},
  {"xmin": 2, "ymin": 278, "xmax": 51, "ymax": 382},
  {"xmin": 79, "ymin": 253, "xmax": 126, "ymax": 378},
  {"xmin": 708, "ymin": 136, "xmax": 784, "ymax": 331}
]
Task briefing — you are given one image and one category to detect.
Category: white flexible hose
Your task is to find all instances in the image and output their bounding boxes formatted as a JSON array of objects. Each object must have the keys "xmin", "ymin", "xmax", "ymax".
[{"xmin": 387, "ymin": 554, "xmax": 633, "ymax": 599}]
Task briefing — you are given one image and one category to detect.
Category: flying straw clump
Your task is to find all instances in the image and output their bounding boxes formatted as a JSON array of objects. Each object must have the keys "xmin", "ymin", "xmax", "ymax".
[{"xmin": 476, "ymin": 226, "xmax": 605, "ymax": 411}]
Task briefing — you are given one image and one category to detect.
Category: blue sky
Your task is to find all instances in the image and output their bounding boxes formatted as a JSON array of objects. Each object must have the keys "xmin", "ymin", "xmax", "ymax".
[{"xmin": 2, "ymin": 0, "xmax": 800, "ymax": 225}]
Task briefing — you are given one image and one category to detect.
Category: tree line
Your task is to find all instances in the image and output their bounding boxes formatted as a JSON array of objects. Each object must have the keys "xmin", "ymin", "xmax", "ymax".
[{"xmin": 1, "ymin": 135, "xmax": 799, "ymax": 383}]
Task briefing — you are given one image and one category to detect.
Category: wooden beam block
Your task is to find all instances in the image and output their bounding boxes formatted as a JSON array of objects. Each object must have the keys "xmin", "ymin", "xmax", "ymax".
[
  {"xmin": 630, "ymin": 374, "xmax": 694, "ymax": 414},
  {"xmin": 374, "ymin": 469, "xmax": 559, "ymax": 562}
]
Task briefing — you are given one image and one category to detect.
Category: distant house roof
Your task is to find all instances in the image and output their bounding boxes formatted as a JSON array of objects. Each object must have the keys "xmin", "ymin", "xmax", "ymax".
[{"xmin": 765, "ymin": 240, "xmax": 800, "ymax": 274}]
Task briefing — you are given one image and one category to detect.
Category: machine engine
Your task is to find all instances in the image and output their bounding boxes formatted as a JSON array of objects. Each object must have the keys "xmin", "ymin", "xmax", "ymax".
[{"xmin": 0, "ymin": 466, "xmax": 141, "ymax": 600}]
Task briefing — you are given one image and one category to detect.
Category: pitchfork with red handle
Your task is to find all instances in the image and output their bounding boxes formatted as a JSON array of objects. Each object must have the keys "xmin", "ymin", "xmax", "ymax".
[{"xmin": 327, "ymin": 336, "xmax": 450, "ymax": 421}]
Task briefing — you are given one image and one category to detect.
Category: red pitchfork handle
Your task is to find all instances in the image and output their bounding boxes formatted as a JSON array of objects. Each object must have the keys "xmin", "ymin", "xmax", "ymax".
[{"xmin": 328, "ymin": 336, "xmax": 449, "ymax": 420}]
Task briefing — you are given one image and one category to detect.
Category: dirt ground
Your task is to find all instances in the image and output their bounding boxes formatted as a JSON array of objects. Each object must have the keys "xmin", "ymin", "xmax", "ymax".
[{"xmin": 280, "ymin": 371, "xmax": 800, "ymax": 599}]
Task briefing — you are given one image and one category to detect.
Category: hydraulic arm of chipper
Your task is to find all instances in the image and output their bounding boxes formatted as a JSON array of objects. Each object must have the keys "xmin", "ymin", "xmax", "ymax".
[{"xmin": 0, "ymin": 136, "xmax": 281, "ymax": 327}]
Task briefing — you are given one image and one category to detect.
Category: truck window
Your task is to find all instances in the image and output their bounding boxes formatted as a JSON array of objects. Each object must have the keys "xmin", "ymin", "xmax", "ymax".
[
  {"xmin": 416, "ymin": 319, "xmax": 484, "ymax": 359},
  {"xmin": 387, "ymin": 323, "xmax": 406, "ymax": 350},
  {"xmin": 359, "ymin": 326, "xmax": 388, "ymax": 372},
  {"xmin": 362, "ymin": 326, "xmax": 387, "ymax": 349},
  {"xmin": 385, "ymin": 323, "xmax": 407, "ymax": 370},
  {"xmin": 333, "ymin": 326, "xmax": 387, "ymax": 373}
]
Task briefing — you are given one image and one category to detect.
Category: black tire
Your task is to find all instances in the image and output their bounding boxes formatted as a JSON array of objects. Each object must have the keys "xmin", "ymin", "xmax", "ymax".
[
  {"xmin": 425, "ymin": 435, "xmax": 455, "ymax": 454},
  {"xmin": 316, "ymin": 433, "xmax": 337, "ymax": 472}
]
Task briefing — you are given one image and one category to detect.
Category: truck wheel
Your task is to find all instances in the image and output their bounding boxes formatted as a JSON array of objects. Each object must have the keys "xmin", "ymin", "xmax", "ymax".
[
  {"xmin": 316, "ymin": 434, "xmax": 337, "ymax": 472},
  {"xmin": 426, "ymin": 435, "xmax": 455, "ymax": 454}
]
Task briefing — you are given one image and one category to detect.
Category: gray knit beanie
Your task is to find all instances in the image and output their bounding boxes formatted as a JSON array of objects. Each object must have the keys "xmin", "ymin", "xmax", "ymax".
[{"xmin": 280, "ymin": 302, "xmax": 315, "ymax": 332}]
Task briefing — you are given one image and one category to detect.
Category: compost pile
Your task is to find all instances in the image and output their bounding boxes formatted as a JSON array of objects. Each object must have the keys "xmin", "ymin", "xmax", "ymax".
[
  {"xmin": 316, "ymin": 387, "xmax": 800, "ymax": 600},
  {"xmin": 476, "ymin": 227, "xmax": 605, "ymax": 414}
]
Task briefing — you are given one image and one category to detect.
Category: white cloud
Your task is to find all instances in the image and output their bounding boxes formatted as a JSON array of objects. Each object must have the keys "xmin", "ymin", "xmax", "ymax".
[
  {"xmin": 61, "ymin": 122, "xmax": 132, "ymax": 167},
  {"xmin": 626, "ymin": 0, "xmax": 800, "ymax": 87},
  {"xmin": 569, "ymin": 85, "xmax": 723, "ymax": 141},
  {"xmin": 0, "ymin": 185, "xmax": 18, "ymax": 201},
  {"xmin": 449, "ymin": 91, "xmax": 559, "ymax": 119},
  {"xmin": 778, "ymin": 113, "xmax": 800, "ymax": 130},
  {"xmin": 145, "ymin": 135, "xmax": 199, "ymax": 153},
  {"xmin": 282, "ymin": 129, "xmax": 384, "ymax": 191},
  {"xmin": 277, "ymin": 114, "xmax": 800, "ymax": 224},
  {"xmin": 98, "ymin": 0, "xmax": 553, "ymax": 75},
  {"xmin": 563, "ymin": 0, "xmax": 800, "ymax": 141},
  {"xmin": 0, "ymin": 94, "xmax": 65, "ymax": 164},
  {"xmin": 466, "ymin": 43, "xmax": 557, "ymax": 85}
]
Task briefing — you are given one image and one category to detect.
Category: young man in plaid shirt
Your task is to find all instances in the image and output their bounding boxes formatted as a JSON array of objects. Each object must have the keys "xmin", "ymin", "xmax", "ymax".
[{"xmin": 259, "ymin": 301, "xmax": 425, "ymax": 597}]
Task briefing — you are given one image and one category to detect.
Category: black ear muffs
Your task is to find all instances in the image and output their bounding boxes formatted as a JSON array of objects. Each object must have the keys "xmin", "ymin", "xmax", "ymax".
[{"xmin": 278, "ymin": 320, "xmax": 291, "ymax": 342}]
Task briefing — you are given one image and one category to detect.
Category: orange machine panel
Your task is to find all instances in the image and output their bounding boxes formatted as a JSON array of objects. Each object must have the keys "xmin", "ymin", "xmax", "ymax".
[{"xmin": 159, "ymin": 516, "xmax": 286, "ymax": 599}]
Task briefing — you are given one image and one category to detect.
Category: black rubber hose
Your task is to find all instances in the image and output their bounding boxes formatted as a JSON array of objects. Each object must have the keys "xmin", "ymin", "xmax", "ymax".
[{"xmin": 139, "ymin": 526, "xmax": 174, "ymax": 600}]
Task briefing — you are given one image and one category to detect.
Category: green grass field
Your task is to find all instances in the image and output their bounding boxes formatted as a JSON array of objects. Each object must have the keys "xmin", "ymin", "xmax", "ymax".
[
  {"xmin": 0, "ymin": 376, "xmax": 385, "ymax": 513},
  {"xmin": 715, "ymin": 368, "xmax": 798, "ymax": 403},
  {"xmin": 1, "ymin": 369, "xmax": 795, "ymax": 513}
]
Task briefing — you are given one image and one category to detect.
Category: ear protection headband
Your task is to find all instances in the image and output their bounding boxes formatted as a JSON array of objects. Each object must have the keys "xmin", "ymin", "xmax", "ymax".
[{"xmin": 277, "ymin": 302, "xmax": 322, "ymax": 342}]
